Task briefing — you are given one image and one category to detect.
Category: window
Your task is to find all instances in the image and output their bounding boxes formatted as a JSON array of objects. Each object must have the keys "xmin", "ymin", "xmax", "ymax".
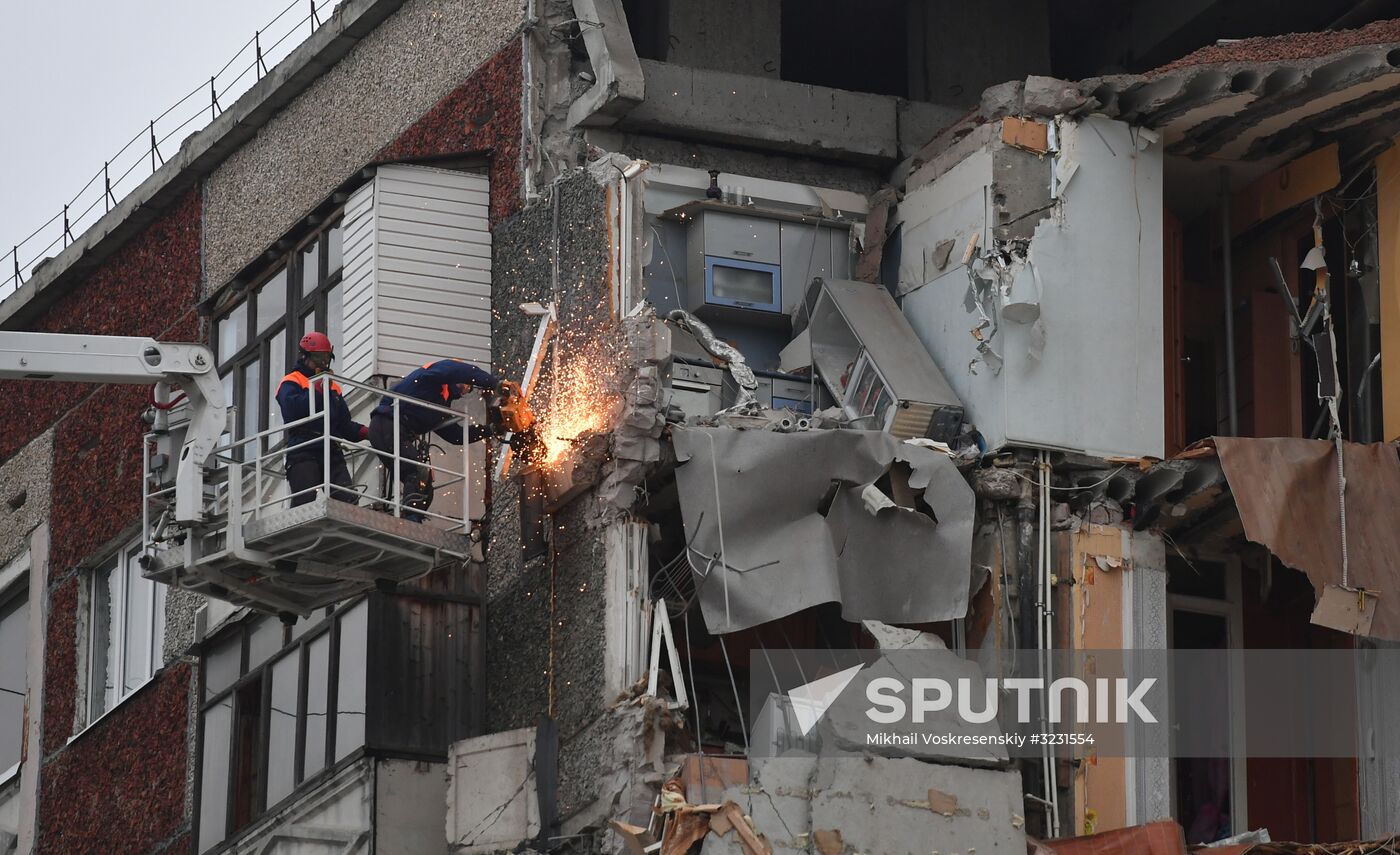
[
  {"xmin": 213, "ymin": 220, "xmax": 345, "ymax": 446},
  {"xmin": 196, "ymin": 599, "xmax": 367, "ymax": 852},
  {"xmin": 0, "ymin": 553, "xmax": 28, "ymax": 781},
  {"xmin": 87, "ymin": 539, "xmax": 165, "ymax": 723}
]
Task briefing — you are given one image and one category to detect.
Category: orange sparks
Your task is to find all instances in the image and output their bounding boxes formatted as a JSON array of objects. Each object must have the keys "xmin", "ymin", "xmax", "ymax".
[{"xmin": 535, "ymin": 351, "xmax": 616, "ymax": 468}]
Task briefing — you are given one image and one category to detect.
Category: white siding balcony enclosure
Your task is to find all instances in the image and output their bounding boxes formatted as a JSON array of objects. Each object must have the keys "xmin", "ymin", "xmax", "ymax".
[{"xmin": 340, "ymin": 164, "xmax": 492, "ymax": 382}]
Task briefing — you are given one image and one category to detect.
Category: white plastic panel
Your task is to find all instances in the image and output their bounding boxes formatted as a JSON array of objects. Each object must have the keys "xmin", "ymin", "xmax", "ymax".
[
  {"xmin": 339, "ymin": 180, "xmax": 379, "ymax": 384},
  {"xmin": 374, "ymin": 166, "xmax": 491, "ymax": 378},
  {"xmin": 338, "ymin": 165, "xmax": 492, "ymax": 383}
]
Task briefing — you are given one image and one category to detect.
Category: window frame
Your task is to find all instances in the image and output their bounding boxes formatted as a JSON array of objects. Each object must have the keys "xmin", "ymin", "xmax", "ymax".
[
  {"xmin": 0, "ymin": 551, "xmax": 30, "ymax": 786},
  {"xmin": 212, "ymin": 216, "xmax": 346, "ymax": 445},
  {"xmin": 82, "ymin": 537, "xmax": 166, "ymax": 732},
  {"xmin": 194, "ymin": 598, "xmax": 365, "ymax": 853}
]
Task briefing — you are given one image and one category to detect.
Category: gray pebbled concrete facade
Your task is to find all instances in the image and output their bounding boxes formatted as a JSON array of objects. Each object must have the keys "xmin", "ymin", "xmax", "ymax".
[
  {"xmin": 201, "ymin": 0, "xmax": 523, "ymax": 291},
  {"xmin": 0, "ymin": 430, "xmax": 53, "ymax": 569},
  {"xmin": 486, "ymin": 170, "xmax": 618, "ymax": 820}
]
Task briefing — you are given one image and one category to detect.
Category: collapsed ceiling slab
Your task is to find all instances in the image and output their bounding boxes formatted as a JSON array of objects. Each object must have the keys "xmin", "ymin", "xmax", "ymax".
[
  {"xmin": 901, "ymin": 25, "xmax": 1400, "ymax": 202},
  {"xmin": 670, "ymin": 427, "xmax": 974, "ymax": 635}
]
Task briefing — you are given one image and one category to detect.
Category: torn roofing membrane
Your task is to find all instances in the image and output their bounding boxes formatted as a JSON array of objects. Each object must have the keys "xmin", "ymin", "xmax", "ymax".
[{"xmin": 671, "ymin": 426, "xmax": 975, "ymax": 635}]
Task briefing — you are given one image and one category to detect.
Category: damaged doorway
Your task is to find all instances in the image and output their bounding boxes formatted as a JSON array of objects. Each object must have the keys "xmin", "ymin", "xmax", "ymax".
[
  {"xmin": 1167, "ymin": 555, "xmax": 1247, "ymax": 845},
  {"xmin": 1165, "ymin": 182, "xmax": 1382, "ymax": 447}
]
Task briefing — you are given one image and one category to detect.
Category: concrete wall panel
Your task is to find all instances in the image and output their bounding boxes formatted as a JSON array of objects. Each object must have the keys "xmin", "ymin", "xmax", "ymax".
[
  {"xmin": 203, "ymin": 0, "xmax": 522, "ymax": 290},
  {"xmin": 623, "ymin": 61, "xmax": 899, "ymax": 163},
  {"xmin": 901, "ymin": 117, "xmax": 1165, "ymax": 458},
  {"xmin": 485, "ymin": 172, "xmax": 615, "ymax": 816},
  {"xmin": 376, "ymin": 758, "xmax": 449, "ymax": 855},
  {"xmin": 666, "ymin": 0, "xmax": 780, "ymax": 78}
]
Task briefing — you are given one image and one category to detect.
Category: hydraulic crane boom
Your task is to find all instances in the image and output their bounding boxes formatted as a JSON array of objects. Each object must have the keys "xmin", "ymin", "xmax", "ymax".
[{"xmin": 0, "ymin": 331, "xmax": 227, "ymax": 524}]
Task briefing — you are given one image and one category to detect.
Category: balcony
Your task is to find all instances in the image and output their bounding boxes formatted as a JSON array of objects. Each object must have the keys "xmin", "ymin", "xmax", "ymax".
[{"xmin": 142, "ymin": 373, "xmax": 484, "ymax": 615}]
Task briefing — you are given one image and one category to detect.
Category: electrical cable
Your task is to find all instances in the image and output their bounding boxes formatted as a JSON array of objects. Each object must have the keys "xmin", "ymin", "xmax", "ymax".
[
  {"xmin": 683, "ymin": 612, "xmax": 704, "ymax": 770},
  {"xmin": 717, "ymin": 634, "xmax": 749, "ymax": 756},
  {"xmin": 1007, "ymin": 464, "xmax": 1126, "ymax": 492}
]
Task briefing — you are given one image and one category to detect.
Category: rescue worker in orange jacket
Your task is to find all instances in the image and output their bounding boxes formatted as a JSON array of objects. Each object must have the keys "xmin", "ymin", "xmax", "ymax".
[
  {"xmin": 369, "ymin": 358, "xmax": 505, "ymax": 521},
  {"xmin": 275, "ymin": 332, "xmax": 368, "ymax": 506}
]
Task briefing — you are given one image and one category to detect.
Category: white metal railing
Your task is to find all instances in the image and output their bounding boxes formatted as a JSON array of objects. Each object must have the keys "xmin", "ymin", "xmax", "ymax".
[{"xmin": 144, "ymin": 372, "xmax": 484, "ymax": 558}]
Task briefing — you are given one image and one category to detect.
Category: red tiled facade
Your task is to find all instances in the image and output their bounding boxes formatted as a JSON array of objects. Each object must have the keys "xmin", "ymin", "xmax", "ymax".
[{"xmin": 2, "ymin": 39, "xmax": 521, "ymax": 853}]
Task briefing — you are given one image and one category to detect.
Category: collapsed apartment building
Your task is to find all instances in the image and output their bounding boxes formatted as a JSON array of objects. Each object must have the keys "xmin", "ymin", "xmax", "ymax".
[{"xmin": 4, "ymin": 1, "xmax": 1400, "ymax": 853}]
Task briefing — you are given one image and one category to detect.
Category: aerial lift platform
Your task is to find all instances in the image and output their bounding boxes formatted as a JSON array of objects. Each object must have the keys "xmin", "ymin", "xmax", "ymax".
[{"xmin": 1, "ymin": 331, "xmax": 486, "ymax": 616}]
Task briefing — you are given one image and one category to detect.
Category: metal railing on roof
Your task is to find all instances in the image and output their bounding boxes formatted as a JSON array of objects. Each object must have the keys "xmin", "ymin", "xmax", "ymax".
[{"xmin": 2, "ymin": 0, "xmax": 338, "ymax": 302}]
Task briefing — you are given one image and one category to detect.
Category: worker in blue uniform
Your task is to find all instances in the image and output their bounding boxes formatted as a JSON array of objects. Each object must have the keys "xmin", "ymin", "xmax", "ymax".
[
  {"xmin": 369, "ymin": 358, "xmax": 508, "ymax": 521},
  {"xmin": 275, "ymin": 331, "xmax": 369, "ymax": 506}
]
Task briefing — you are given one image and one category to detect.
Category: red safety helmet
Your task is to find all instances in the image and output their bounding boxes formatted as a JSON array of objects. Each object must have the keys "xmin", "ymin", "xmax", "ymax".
[{"xmin": 299, "ymin": 331, "xmax": 335, "ymax": 354}]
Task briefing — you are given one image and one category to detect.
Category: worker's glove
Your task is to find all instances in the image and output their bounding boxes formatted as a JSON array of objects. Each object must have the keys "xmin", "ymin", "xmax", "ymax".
[
  {"xmin": 498, "ymin": 379, "xmax": 522, "ymax": 400},
  {"xmin": 358, "ymin": 425, "xmax": 370, "ymax": 441},
  {"xmin": 486, "ymin": 406, "xmax": 507, "ymax": 437}
]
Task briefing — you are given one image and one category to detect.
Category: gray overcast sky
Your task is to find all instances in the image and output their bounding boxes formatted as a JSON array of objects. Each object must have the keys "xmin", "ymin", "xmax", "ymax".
[{"xmin": 0, "ymin": 0, "xmax": 319, "ymax": 279}]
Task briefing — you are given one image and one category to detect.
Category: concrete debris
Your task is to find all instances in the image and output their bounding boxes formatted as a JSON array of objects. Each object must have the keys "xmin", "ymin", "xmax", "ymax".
[
  {"xmin": 596, "ymin": 309, "xmax": 672, "ymax": 513},
  {"xmin": 903, "ymin": 28, "xmax": 1400, "ymax": 199},
  {"xmin": 973, "ymin": 467, "xmax": 1022, "ymax": 501},
  {"xmin": 861, "ymin": 619, "xmax": 948, "ymax": 651},
  {"xmin": 610, "ymin": 820, "xmax": 656, "ymax": 855},
  {"xmin": 1202, "ymin": 829, "xmax": 1272, "ymax": 848},
  {"xmin": 1022, "ymin": 76, "xmax": 1092, "ymax": 117},
  {"xmin": 588, "ymin": 701, "xmax": 680, "ymax": 852},
  {"xmin": 810, "ymin": 757, "xmax": 1025, "ymax": 855},
  {"xmin": 546, "ymin": 432, "xmax": 611, "ymax": 510},
  {"xmin": 815, "ymin": 652, "xmax": 1009, "ymax": 767},
  {"xmin": 1243, "ymin": 839, "xmax": 1400, "ymax": 854},
  {"xmin": 854, "ymin": 187, "xmax": 898, "ymax": 283},
  {"xmin": 1083, "ymin": 497, "xmax": 1124, "ymax": 526},
  {"xmin": 700, "ymin": 756, "xmax": 1025, "ymax": 855},
  {"xmin": 680, "ymin": 756, "xmax": 749, "ymax": 806},
  {"xmin": 979, "ymin": 80, "xmax": 1025, "ymax": 121},
  {"xmin": 695, "ymin": 758, "xmax": 816, "ymax": 855}
]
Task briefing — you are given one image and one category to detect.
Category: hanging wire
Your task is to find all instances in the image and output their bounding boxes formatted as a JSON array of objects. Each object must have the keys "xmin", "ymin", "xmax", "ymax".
[
  {"xmin": 716, "ymin": 634, "xmax": 749, "ymax": 756},
  {"xmin": 682, "ymin": 614, "xmax": 704, "ymax": 791}
]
